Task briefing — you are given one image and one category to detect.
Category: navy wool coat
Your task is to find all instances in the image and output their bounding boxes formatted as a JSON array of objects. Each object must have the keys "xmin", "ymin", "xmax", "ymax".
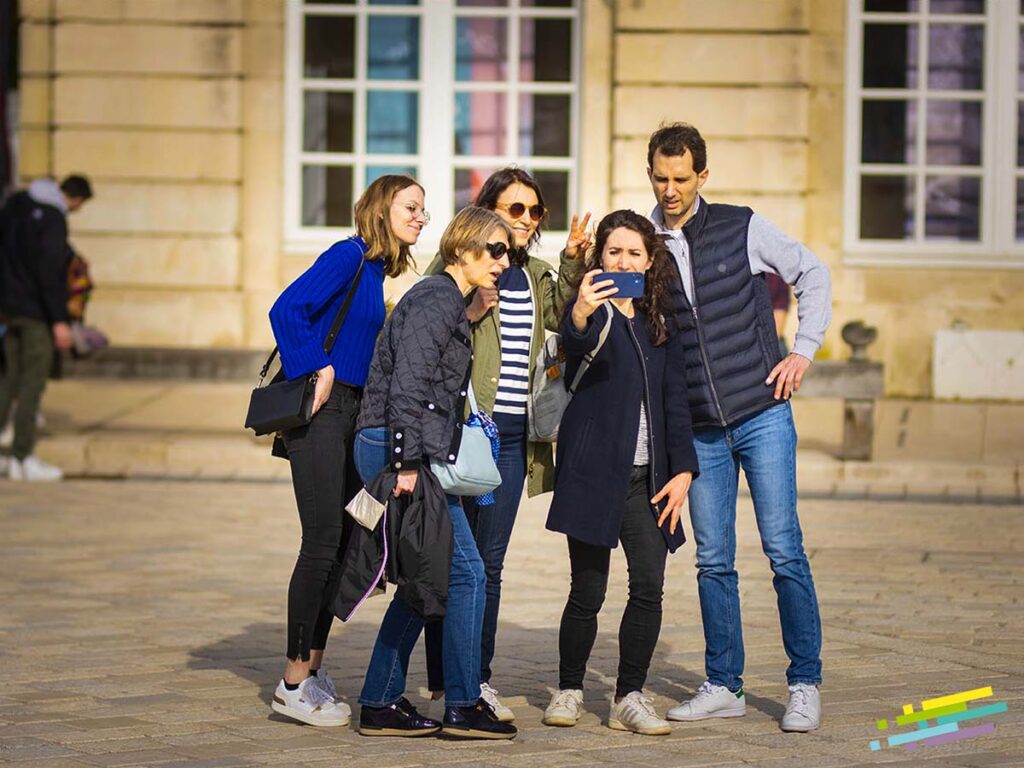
[{"xmin": 546, "ymin": 302, "xmax": 700, "ymax": 553}]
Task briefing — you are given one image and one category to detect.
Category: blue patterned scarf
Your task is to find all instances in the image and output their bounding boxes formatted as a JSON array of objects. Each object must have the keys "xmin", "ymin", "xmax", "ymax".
[{"xmin": 465, "ymin": 409, "xmax": 500, "ymax": 506}]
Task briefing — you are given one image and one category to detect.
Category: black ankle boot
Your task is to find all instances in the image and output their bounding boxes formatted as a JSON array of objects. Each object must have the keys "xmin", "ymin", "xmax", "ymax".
[
  {"xmin": 442, "ymin": 698, "xmax": 517, "ymax": 740},
  {"xmin": 359, "ymin": 697, "xmax": 441, "ymax": 737}
]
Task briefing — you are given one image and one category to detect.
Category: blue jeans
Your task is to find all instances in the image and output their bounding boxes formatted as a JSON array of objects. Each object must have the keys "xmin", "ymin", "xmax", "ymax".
[
  {"xmin": 425, "ymin": 425, "xmax": 527, "ymax": 688},
  {"xmin": 687, "ymin": 402, "xmax": 822, "ymax": 690},
  {"xmin": 354, "ymin": 428, "xmax": 487, "ymax": 708}
]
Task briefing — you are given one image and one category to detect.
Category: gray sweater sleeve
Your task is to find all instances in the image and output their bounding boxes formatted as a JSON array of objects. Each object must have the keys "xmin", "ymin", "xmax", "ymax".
[{"xmin": 747, "ymin": 213, "xmax": 832, "ymax": 361}]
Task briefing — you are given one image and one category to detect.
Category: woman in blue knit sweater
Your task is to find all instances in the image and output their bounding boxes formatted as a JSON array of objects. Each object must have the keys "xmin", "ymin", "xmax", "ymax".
[{"xmin": 267, "ymin": 175, "xmax": 428, "ymax": 727}]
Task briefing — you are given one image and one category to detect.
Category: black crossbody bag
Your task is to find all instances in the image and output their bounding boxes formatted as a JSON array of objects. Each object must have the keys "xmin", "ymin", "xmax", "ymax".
[{"xmin": 244, "ymin": 253, "xmax": 366, "ymax": 437}]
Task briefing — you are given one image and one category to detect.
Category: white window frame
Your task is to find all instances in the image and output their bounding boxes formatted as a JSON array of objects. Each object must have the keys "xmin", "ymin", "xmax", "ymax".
[
  {"xmin": 843, "ymin": 0, "xmax": 1024, "ymax": 268},
  {"xmin": 283, "ymin": 0, "xmax": 582, "ymax": 260}
]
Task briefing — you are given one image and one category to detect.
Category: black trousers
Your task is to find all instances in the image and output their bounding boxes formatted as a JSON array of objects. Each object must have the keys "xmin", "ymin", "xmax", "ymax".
[
  {"xmin": 558, "ymin": 467, "xmax": 669, "ymax": 698},
  {"xmin": 282, "ymin": 382, "xmax": 361, "ymax": 662}
]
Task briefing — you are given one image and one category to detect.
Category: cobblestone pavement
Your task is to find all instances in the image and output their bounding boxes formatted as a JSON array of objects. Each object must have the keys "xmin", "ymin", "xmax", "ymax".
[{"xmin": 1, "ymin": 480, "xmax": 1022, "ymax": 767}]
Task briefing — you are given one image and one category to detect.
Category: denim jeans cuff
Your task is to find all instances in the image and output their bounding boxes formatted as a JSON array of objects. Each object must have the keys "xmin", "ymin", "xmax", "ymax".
[
  {"xmin": 357, "ymin": 695, "xmax": 402, "ymax": 708},
  {"xmin": 445, "ymin": 697, "xmax": 479, "ymax": 708},
  {"xmin": 788, "ymin": 678, "xmax": 822, "ymax": 687}
]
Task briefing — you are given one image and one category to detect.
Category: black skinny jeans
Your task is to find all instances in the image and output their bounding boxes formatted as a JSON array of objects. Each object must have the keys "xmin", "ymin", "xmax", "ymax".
[
  {"xmin": 282, "ymin": 382, "xmax": 361, "ymax": 662},
  {"xmin": 558, "ymin": 467, "xmax": 669, "ymax": 699}
]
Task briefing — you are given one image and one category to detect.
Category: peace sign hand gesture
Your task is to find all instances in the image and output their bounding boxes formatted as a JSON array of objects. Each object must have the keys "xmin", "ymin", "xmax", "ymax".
[{"xmin": 564, "ymin": 212, "xmax": 592, "ymax": 259}]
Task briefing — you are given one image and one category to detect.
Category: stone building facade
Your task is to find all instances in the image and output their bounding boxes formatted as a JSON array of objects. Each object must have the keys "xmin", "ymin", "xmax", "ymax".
[{"xmin": 16, "ymin": 0, "xmax": 1024, "ymax": 396}]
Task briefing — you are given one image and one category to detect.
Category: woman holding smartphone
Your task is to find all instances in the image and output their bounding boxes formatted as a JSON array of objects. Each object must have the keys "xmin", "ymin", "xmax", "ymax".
[
  {"xmin": 542, "ymin": 210, "xmax": 700, "ymax": 735},
  {"xmin": 423, "ymin": 167, "xmax": 588, "ymax": 720},
  {"xmin": 351, "ymin": 206, "xmax": 518, "ymax": 740},
  {"xmin": 266, "ymin": 175, "xmax": 426, "ymax": 727}
]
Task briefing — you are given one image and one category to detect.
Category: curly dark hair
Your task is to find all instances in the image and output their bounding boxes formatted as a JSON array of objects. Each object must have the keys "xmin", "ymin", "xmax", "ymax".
[
  {"xmin": 472, "ymin": 167, "xmax": 546, "ymax": 265},
  {"xmin": 584, "ymin": 210, "xmax": 674, "ymax": 346}
]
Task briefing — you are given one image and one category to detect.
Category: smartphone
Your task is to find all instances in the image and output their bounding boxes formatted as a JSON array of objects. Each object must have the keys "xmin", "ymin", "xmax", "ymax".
[{"xmin": 597, "ymin": 271, "xmax": 645, "ymax": 298}]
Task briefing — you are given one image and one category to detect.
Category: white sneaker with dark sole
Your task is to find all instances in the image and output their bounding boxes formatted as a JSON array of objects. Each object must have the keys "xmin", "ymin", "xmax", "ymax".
[
  {"xmin": 480, "ymin": 682, "xmax": 515, "ymax": 723},
  {"xmin": 608, "ymin": 691, "xmax": 671, "ymax": 735},
  {"xmin": 667, "ymin": 681, "xmax": 746, "ymax": 721},
  {"xmin": 271, "ymin": 678, "xmax": 351, "ymax": 726}
]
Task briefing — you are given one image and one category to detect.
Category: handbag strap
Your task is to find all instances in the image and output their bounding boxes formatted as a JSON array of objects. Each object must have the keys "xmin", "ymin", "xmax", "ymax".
[
  {"xmin": 567, "ymin": 304, "xmax": 613, "ymax": 395},
  {"xmin": 466, "ymin": 380, "xmax": 480, "ymax": 415},
  {"xmin": 259, "ymin": 240, "xmax": 368, "ymax": 384}
]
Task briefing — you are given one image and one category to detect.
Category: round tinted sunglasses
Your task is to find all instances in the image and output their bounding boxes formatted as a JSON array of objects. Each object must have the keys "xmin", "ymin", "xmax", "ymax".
[
  {"xmin": 484, "ymin": 241, "xmax": 510, "ymax": 259},
  {"xmin": 498, "ymin": 202, "xmax": 546, "ymax": 222}
]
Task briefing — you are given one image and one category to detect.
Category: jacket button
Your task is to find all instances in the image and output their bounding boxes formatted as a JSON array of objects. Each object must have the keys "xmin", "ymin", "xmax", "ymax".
[
  {"xmin": 395, "ymin": 461, "xmax": 402, "ymax": 468},
  {"xmin": 394, "ymin": 447, "xmax": 402, "ymax": 453},
  {"xmin": 490, "ymin": 377, "xmax": 497, "ymax": 384},
  {"xmin": 448, "ymin": 454, "xmax": 456, "ymax": 461},
  {"xmin": 395, "ymin": 432, "xmax": 403, "ymax": 439},
  {"xmin": 460, "ymin": 390, "xmax": 466, "ymax": 396},
  {"xmin": 428, "ymin": 403, "xmax": 435, "ymax": 410}
]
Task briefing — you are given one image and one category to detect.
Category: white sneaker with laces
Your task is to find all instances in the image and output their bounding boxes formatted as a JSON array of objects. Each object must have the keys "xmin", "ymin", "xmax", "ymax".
[
  {"xmin": 780, "ymin": 683, "xmax": 820, "ymax": 732},
  {"xmin": 309, "ymin": 669, "xmax": 339, "ymax": 702},
  {"xmin": 667, "ymin": 681, "xmax": 746, "ymax": 721},
  {"xmin": 480, "ymin": 682, "xmax": 515, "ymax": 722},
  {"xmin": 271, "ymin": 677, "xmax": 351, "ymax": 726},
  {"xmin": 9, "ymin": 455, "xmax": 64, "ymax": 482},
  {"xmin": 542, "ymin": 688, "xmax": 584, "ymax": 727},
  {"xmin": 608, "ymin": 691, "xmax": 671, "ymax": 735}
]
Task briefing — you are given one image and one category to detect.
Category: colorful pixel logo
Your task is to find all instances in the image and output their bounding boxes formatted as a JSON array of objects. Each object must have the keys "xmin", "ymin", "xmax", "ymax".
[{"xmin": 870, "ymin": 686, "xmax": 1008, "ymax": 752}]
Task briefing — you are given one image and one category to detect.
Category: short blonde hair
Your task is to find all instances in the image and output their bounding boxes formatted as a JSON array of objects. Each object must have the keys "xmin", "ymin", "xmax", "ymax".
[
  {"xmin": 438, "ymin": 206, "xmax": 514, "ymax": 266},
  {"xmin": 354, "ymin": 174, "xmax": 423, "ymax": 278}
]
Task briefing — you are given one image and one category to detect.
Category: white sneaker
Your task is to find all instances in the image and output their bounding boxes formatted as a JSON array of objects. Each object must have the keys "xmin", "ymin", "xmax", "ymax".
[
  {"xmin": 542, "ymin": 688, "xmax": 584, "ymax": 727},
  {"xmin": 309, "ymin": 669, "xmax": 339, "ymax": 702},
  {"xmin": 608, "ymin": 691, "xmax": 671, "ymax": 735},
  {"xmin": 0, "ymin": 422, "xmax": 11, "ymax": 448},
  {"xmin": 9, "ymin": 455, "xmax": 64, "ymax": 482},
  {"xmin": 667, "ymin": 681, "xmax": 746, "ymax": 721},
  {"xmin": 480, "ymin": 682, "xmax": 515, "ymax": 723},
  {"xmin": 271, "ymin": 678, "xmax": 351, "ymax": 727},
  {"xmin": 780, "ymin": 683, "xmax": 820, "ymax": 732}
]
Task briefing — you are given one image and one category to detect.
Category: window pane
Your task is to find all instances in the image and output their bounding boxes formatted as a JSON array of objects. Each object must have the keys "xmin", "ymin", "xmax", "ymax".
[
  {"xmin": 862, "ymin": 100, "xmax": 917, "ymax": 164},
  {"xmin": 520, "ymin": 19, "xmax": 572, "ymax": 81},
  {"xmin": 454, "ymin": 167, "xmax": 501, "ymax": 213},
  {"xmin": 864, "ymin": 0, "xmax": 920, "ymax": 10},
  {"xmin": 303, "ymin": 165, "xmax": 354, "ymax": 227},
  {"xmin": 520, "ymin": 94, "xmax": 571, "ymax": 157},
  {"xmin": 862, "ymin": 24, "xmax": 918, "ymax": 89},
  {"xmin": 366, "ymin": 165, "xmax": 416, "ymax": 186},
  {"xmin": 303, "ymin": 92, "xmax": 354, "ymax": 153},
  {"xmin": 304, "ymin": 16, "xmax": 356, "ymax": 79},
  {"xmin": 522, "ymin": 0, "xmax": 574, "ymax": 6},
  {"xmin": 1017, "ymin": 179, "xmax": 1024, "ymax": 240},
  {"xmin": 456, "ymin": 17, "xmax": 508, "ymax": 81},
  {"xmin": 366, "ymin": 91, "xmax": 418, "ymax": 154},
  {"xmin": 930, "ymin": 0, "xmax": 984, "ymax": 12},
  {"xmin": 532, "ymin": 170, "xmax": 569, "ymax": 230},
  {"xmin": 928, "ymin": 24, "xmax": 983, "ymax": 90},
  {"xmin": 925, "ymin": 176, "xmax": 980, "ymax": 240},
  {"xmin": 859, "ymin": 175, "xmax": 915, "ymax": 239},
  {"xmin": 926, "ymin": 100, "xmax": 981, "ymax": 165},
  {"xmin": 368, "ymin": 16, "xmax": 420, "ymax": 79},
  {"xmin": 458, "ymin": 0, "xmax": 508, "ymax": 5},
  {"xmin": 454, "ymin": 92, "xmax": 507, "ymax": 155}
]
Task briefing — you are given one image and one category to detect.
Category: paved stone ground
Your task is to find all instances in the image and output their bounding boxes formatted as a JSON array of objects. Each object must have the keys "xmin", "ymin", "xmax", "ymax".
[{"xmin": 1, "ymin": 480, "xmax": 1022, "ymax": 767}]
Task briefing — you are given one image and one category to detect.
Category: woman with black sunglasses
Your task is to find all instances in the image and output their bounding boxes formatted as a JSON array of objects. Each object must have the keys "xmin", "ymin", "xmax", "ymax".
[{"xmin": 424, "ymin": 167, "xmax": 588, "ymax": 721}]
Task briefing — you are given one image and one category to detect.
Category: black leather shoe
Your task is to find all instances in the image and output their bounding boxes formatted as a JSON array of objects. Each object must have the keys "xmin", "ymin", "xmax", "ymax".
[
  {"xmin": 442, "ymin": 698, "xmax": 518, "ymax": 740},
  {"xmin": 359, "ymin": 698, "xmax": 441, "ymax": 737}
]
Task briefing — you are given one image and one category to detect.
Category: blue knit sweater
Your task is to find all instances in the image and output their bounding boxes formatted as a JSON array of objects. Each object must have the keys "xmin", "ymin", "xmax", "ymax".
[{"xmin": 269, "ymin": 237, "xmax": 385, "ymax": 385}]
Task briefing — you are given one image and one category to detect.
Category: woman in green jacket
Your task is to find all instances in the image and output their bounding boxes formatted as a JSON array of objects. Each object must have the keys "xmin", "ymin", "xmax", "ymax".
[{"xmin": 425, "ymin": 167, "xmax": 588, "ymax": 720}]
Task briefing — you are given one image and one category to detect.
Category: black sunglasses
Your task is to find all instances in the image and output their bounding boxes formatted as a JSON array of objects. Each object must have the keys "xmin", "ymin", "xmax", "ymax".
[
  {"xmin": 484, "ymin": 241, "xmax": 510, "ymax": 259},
  {"xmin": 499, "ymin": 202, "xmax": 546, "ymax": 222}
]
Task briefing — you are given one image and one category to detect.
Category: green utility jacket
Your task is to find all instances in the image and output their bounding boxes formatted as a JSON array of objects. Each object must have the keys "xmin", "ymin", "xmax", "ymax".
[{"xmin": 425, "ymin": 250, "xmax": 585, "ymax": 497}]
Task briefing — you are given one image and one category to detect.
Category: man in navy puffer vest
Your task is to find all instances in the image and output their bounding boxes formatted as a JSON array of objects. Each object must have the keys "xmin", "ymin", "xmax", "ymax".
[{"xmin": 646, "ymin": 124, "xmax": 830, "ymax": 733}]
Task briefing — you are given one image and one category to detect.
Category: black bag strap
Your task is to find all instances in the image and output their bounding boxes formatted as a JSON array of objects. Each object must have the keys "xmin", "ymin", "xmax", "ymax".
[{"xmin": 259, "ymin": 241, "xmax": 368, "ymax": 384}]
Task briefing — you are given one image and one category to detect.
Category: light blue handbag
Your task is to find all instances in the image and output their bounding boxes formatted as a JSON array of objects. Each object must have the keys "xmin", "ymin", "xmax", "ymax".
[{"xmin": 429, "ymin": 384, "xmax": 501, "ymax": 496}]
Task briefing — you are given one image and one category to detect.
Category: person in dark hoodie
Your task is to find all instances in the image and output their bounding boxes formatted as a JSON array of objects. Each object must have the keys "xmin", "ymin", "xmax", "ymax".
[
  {"xmin": 0, "ymin": 175, "xmax": 91, "ymax": 481},
  {"xmin": 542, "ymin": 210, "xmax": 699, "ymax": 736}
]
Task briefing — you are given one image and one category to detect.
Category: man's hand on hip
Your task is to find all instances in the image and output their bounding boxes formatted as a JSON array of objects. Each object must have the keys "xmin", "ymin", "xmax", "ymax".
[{"xmin": 766, "ymin": 353, "xmax": 810, "ymax": 401}]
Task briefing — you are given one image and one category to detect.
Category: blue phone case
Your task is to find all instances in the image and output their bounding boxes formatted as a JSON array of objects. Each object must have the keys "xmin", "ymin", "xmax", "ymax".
[{"xmin": 599, "ymin": 272, "xmax": 645, "ymax": 298}]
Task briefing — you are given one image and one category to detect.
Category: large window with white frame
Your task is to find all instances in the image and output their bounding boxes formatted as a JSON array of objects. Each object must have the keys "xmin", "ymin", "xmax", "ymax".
[
  {"xmin": 844, "ymin": 0, "xmax": 1024, "ymax": 267},
  {"xmin": 284, "ymin": 0, "xmax": 580, "ymax": 254}
]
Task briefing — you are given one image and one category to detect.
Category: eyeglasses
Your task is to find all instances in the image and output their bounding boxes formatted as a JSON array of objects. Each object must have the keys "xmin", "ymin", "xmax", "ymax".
[
  {"xmin": 399, "ymin": 203, "xmax": 430, "ymax": 225},
  {"xmin": 484, "ymin": 241, "xmax": 509, "ymax": 260},
  {"xmin": 497, "ymin": 202, "xmax": 546, "ymax": 222}
]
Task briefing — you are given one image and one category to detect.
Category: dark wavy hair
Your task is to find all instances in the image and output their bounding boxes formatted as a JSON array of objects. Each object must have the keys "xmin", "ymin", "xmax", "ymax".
[
  {"xmin": 584, "ymin": 210, "xmax": 674, "ymax": 346},
  {"xmin": 472, "ymin": 167, "xmax": 546, "ymax": 265}
]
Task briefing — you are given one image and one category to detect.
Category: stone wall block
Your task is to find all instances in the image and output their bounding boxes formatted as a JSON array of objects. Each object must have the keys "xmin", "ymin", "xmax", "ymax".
[
  {"xmin": 71, "ymin": 182, "xmax": 239, "ymax": 235},
  {"xmin": 616, "ymin": 0, "xmax": 808, "ymax": 31},
  {"xmin": 68, "ymin": 234, "xmax": 240, "ymax": 289}
]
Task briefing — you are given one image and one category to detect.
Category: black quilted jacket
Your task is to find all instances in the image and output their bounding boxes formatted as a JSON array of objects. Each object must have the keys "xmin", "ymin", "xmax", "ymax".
[{"xmin": 356, "ymin": 272, "xmax": 472, "ymax": 471}]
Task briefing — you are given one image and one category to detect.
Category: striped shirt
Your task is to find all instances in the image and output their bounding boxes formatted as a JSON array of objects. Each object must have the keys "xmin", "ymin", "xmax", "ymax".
[
  {"xmin": 493, "ymin": 266, "xmax": 534, "ymax": 417},
  {"xmin": 633, "ymin": 402, "xmax": 650, "ymax": 466}
]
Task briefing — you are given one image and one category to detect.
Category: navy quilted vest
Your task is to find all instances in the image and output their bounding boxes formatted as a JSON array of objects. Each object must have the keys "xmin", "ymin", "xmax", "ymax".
[{"xmin": 666, "ymin": 202, "xmax": 784, "ymax": 429}]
